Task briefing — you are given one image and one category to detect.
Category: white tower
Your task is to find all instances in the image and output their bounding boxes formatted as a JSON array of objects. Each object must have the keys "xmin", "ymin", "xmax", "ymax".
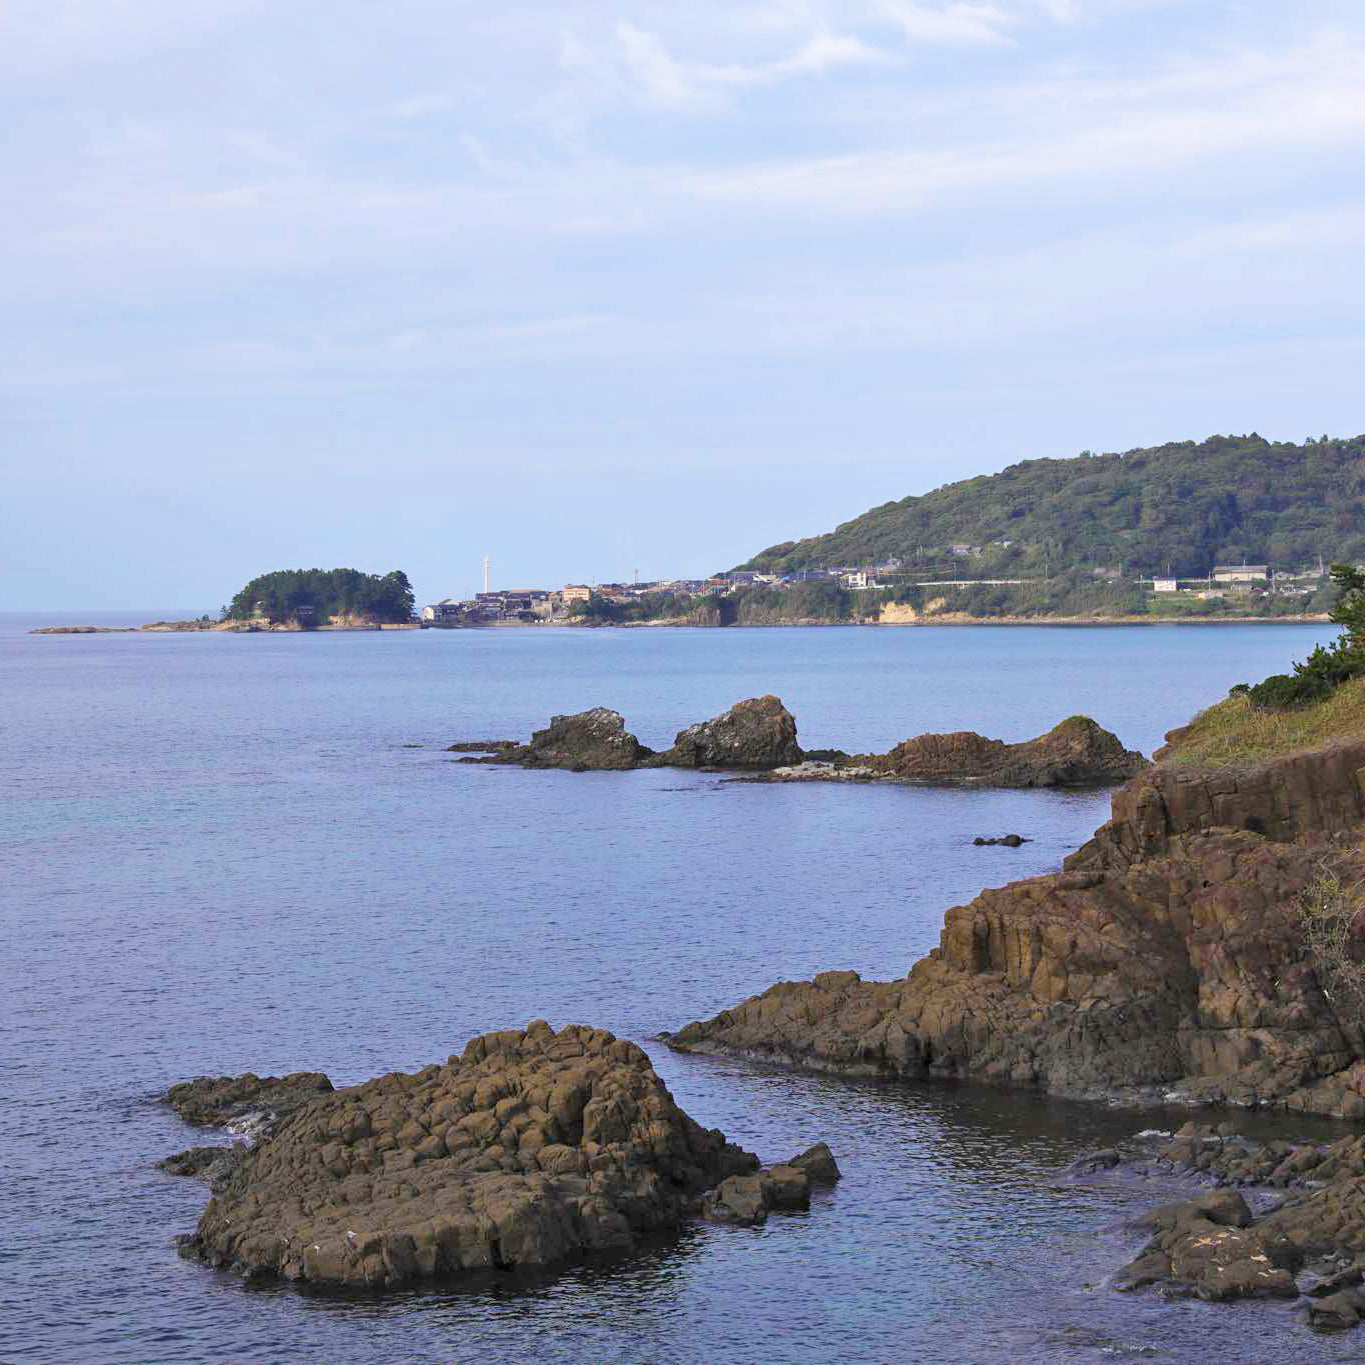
[{"xmin": 483, "ymin": 555, "xmax": 490, "ymax": 594}]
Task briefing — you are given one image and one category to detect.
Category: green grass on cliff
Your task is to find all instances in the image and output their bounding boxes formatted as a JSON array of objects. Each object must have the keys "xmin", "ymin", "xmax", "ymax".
[{"xmin": 1163, "ymin": 674, "xmax": 1365, "ymax": 767}]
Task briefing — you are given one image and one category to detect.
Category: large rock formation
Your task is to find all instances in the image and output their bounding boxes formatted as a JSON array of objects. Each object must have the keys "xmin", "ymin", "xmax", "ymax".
[
  {"xmin": 471, "ymin": 709, "xmax": 654, "ymax": 771},
  {"xmin": 177, "ymin": 1023, "xmax": 761, "ymax": 1288},
  {"xmin": 868, "ymin": 716, "xmax": 1147, "ymax": 788},
  {"xmin": 665, "ymin": 741, "xmax": 1365, "ymax": 1118},
  {"xmin": 650, "ymin": 695, "xmax": 804, "ymax": 770}
]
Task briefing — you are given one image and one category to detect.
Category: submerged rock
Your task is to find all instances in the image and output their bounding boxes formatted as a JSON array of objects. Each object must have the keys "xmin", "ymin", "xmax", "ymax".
[
  {"xmin": 650, "ymin": 696, "xmax": 804, "ymax": 771},
  {"xmin": 178, "ymin": 1022, "xmax": 760, "ymax": 1288}
]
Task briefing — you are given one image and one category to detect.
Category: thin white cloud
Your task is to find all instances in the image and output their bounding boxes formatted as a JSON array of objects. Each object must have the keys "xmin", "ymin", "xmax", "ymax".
[
  {"xmin": 876, "ymin": 0, "xmax": 1017, "ymax": 46},
  {"xmin": 591, "ymin": 21, "xmax": 894, "ymax": 110}
]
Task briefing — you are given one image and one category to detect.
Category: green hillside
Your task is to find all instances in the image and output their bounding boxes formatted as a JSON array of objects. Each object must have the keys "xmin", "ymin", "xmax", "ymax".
[{"xmin": 739, "ymin": 434, "xmax": 1365, "ymax": 580}]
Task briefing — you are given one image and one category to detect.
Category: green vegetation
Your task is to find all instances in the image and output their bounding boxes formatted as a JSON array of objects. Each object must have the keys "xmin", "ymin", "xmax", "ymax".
[
  {"xmin": 739, "ymin": 433, "xmax": 1365, "ymax": 582},
  {"xmin": 1299, "ymin": 870, "xmax": 1365, "ymax": 1015},
  {"xmin": 1243, "ymin": 566, "xmax": 1365, "ymax": 709},
  {"xmin": 1162, "ymin": 567, "xmax": 1365, "ymax": 766},
  {"xmin": 227, "ymin": 568, "xmax": 415, "ymax": 626},
  {"xmin": 1161, "ymin": 678, "xmax": 1365, "ymax": 768}
]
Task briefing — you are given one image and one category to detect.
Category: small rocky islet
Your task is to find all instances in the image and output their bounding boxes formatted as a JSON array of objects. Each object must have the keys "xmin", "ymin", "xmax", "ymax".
[
  {"xmin": 165, "ymin": 1024, "xmax": 838, "ymax": 1289},
  {"xmin": 449, "ymin": 694, "xmax": 1149, "ymax": 788}
]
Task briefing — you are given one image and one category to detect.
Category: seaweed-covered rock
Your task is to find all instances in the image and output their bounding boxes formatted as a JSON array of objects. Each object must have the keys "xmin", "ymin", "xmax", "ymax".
[{"xmin": 178, "ymin": 1022, "xmax": 757, "ymax": 1288}]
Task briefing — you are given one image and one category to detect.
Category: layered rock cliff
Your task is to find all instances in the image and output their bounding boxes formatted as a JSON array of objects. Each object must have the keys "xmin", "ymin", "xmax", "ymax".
[{"xmin": 665, "ymin": 740, "xmax": 1365, "ymax": 1118}]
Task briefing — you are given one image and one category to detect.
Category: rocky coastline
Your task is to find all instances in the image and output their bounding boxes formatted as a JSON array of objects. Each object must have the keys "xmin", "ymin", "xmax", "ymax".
[
  {"xmin": 166, "ymin": 1024, "xmax": 835, "ymax": 1289},
  {"xmin": 451, "ymin": 696, "xmax": 1147, "ymax": 789}
]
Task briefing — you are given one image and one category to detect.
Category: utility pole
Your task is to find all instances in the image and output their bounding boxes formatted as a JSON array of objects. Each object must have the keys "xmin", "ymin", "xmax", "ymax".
[{"xmin": 483, "ymin": 555, "xmax": 489, "ymax": 594}]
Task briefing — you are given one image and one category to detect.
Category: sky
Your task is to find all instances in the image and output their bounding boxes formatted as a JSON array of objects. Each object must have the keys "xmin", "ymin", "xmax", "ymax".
[{"xmin": 3, "ymin": 0, "xmax": 1364, "ymax": 609}]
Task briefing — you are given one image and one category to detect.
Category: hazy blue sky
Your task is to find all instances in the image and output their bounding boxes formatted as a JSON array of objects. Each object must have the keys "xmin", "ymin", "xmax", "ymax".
[{"xmin": 3, "ymin": 0, "xmax": 1363, "ymax": 608}]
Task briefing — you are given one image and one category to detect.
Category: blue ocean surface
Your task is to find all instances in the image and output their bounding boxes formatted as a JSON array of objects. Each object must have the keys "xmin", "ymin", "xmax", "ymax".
[{"xmin": 2, "ymin": 615, "xmax": 1358, "ymax": 1363}]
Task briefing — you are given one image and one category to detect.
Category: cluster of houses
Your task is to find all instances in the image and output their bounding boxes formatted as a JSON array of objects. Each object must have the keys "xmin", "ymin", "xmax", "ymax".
[
  {"xmin": 419, "ymin": 558, "xmax": 1331, "ymax": 625},
  {"xmin": 1147, "ymin": 564, "xmax": 1328, "ymax": 601},
  {"xmin": 418, "ymin": 563, "xmax": 922, "ymax": 626}
]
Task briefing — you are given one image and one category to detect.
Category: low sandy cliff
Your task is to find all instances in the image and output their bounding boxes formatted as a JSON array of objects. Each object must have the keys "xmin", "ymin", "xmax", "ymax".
[{"xmin": 666, "ymin": 734, "xmax": 1365, "ymax": 1118}]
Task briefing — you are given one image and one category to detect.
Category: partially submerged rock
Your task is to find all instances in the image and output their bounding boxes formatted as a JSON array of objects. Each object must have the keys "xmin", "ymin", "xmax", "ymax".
[
  {"xmin": 166, "ymin": 1071, "xmax": 334, "ymax": 1128},
  {"xmin": 651, "ymin": 695, "xmax": 804, "ymax": 771},
  {"xmin": 973, "ymin": 834, "xmax": 1029, "ymax": 847},
  {"xmin": 703, "ymin": 1165, "xmax": 810, "ymax": 1225},
  {"xmin": 446, "ymin": 739, "xmax": 517, "ymax": 753},
  {"xmin": 178, "ymin": 1023, "xmax": 762, "ymax": 1288}
]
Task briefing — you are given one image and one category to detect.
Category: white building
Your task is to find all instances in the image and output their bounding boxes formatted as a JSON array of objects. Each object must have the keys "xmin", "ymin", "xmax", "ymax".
[{"xmin": 1212, "ymin": 564, "xmax": 1269, "ymax": 584}]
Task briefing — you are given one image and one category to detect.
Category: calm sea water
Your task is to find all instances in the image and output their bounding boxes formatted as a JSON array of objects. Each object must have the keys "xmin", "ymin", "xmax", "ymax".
[{"xmin": 2, "ymin": 615, "xmax": 1358, "ymax": 1364}]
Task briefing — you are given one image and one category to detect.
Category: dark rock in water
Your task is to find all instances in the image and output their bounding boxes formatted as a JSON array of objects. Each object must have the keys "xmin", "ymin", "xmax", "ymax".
[
  {"xmin": 472, "ymin": 709, "xmax": 653, "ymax": 770},
  {"xmin": 165, "ymin": 1071, "xmax": 334, "ymax": 1128},
  {"xmin": 1070, "ymin": 1147, "xmax": 1121, "ymax": 1174},
  {"xmin": 178, "ymin": 1022, "xmax": 763, "ymax": 1288},
  {"xmin": 973, "ymin": 834, "xmax": 1029, "ymax": 847},
  {"xmin": 787, "ymin": 1142, "xmax": 841, "ymax": 1184},
  {"xmin": 702, "ymin": 1164, "xmax": 811, "ymax": 1225},
  {"xmin": 446, "ymin": 740, "xmax": 517, "ymax": 753},
  {"xmin": 158, "ymin": 1145, "xmax": 244, "ymax": 1188},
  {"xmin": 651, "ymin": 695, "xmax": 803, "ymax": 771}
]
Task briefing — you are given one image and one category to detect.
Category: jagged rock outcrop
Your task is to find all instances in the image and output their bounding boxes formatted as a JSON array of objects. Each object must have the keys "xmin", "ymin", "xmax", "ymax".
[
  {"xmin": 665, "ymin": 742, "xmax": 1365, "ymax": 1118},
  {"xmin": 1069, "ymin": 741, "xmax": 1365, "ymax": 870},
  {"xmin": 452, "ymin": 699, "xmax": 1144, "ymax": 787},
  {"xmin": 470, "ymin": 709, "xmax": 654, "ymax": 771},
  {"xmin": 177, "ymin": 1023, "xmax": 762, "ymax": 1288},
  {"xmin": 650, "ymin": 695, "xmax": 803, "ymax": 771}
]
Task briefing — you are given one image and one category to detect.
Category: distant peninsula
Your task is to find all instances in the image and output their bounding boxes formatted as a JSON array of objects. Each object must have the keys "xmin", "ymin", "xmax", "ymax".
[{"xmin": 418, "ymin": 433, "xmax": 1351, "ymax": 629}]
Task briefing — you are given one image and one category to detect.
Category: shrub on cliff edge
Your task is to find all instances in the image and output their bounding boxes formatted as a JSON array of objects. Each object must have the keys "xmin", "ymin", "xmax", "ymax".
[{"xmin": 1299, "ymin": 870, "xmax": 1365, "ymax": 1016}]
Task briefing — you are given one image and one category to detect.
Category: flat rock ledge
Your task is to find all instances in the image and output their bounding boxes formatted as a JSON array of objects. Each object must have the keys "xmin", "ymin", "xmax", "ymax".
[
  {"xmin": 174, "ymin": 1023, "xmax": 822, "ymax": 1289},
  {"xmin": 451, "ymin": 698, "xmax": 1144, "ymax": 788}
]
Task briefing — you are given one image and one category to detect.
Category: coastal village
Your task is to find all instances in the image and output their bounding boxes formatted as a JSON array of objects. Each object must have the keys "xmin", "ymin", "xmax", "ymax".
[{"xmin": 419, "ymin": 556, "xmax": 1332, "ymax": 624}]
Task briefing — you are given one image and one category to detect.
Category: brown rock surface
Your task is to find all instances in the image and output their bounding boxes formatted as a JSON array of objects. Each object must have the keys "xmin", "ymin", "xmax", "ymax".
[
  {"xmin": 651, "ymin": 695, "xmax": 804, "ymax": 771},
  {"xmin": 166, "ymin": 1071, "xmax": 334, "ymax": 1128},
  {"xmin": 178, "ymin": 1023, "xmax": 758, "ymax": 1287},
  {"xmin": 472, "ymin": 709, "xmax": 654, "ymax": 770},
  {"xmin": 666, "ymin": 740, "xmax": 1365, "ymax": 1118},
  {"xmin": 867, "ymin": 716, "xmax": 1148, "ymax": 789}
]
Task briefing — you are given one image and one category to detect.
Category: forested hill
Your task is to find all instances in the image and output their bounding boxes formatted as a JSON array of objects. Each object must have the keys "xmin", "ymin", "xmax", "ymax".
[
  {"xmin": 739, "ymin": 435, "xmax": 1365, "ymax": 579},
  {"xmin": 227, "ymin": 568, "xmax": 415, "ymax": 625}
]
